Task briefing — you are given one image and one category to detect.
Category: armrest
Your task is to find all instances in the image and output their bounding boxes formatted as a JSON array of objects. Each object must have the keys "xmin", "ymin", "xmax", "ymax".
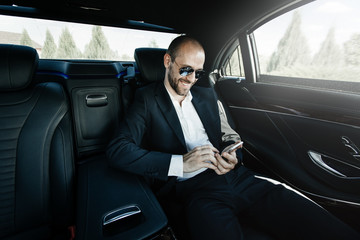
[{"xmin": 75, "ymin": 156, "xmax": 168, "ymax": 239}]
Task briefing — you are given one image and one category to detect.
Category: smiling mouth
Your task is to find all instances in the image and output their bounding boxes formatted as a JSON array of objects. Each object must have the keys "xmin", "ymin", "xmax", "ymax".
[{"xmin": 179, "ymin": 79, "xmax": 191, "ymax": 86}]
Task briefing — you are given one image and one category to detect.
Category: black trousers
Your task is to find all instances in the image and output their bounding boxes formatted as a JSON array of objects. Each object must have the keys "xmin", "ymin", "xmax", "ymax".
[{"xmin": 174, "ymin": 166, "xmax": 360, "ymax": 240}]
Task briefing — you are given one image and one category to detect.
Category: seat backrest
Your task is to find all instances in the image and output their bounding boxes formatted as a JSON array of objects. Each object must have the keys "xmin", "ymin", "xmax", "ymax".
[
  {"xmin": 134, "ymin": 47, "xmax": 210, "ymax": 87},
  {"xmin": 0, "ymin": 44, "xmax": 75, "ymax": 239},
  {"xmin": 134, "ymin": 47, "xmax": 167, "ymax": 83}
]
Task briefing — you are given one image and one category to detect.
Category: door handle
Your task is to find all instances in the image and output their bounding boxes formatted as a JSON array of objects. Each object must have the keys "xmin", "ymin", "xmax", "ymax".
[
  {"xmin": 86, "ymin": 94, "xmax": 108, "ymax": 107},
  {"xmin": 308, "ymin": 151, "xmax": 347, "ymax": 178},
  {"xmin": 102, "ymin": 205, "xmax": 143, "ymax": 236},
  {"xmin": 103, "ymin": 205, "xmax": 142, "ymax": 226}
]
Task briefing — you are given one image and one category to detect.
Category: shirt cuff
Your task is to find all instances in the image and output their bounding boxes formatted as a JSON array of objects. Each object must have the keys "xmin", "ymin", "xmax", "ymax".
[{"xmin": 168, "ymin": 154, "xmax": 183, "ymax": 177}]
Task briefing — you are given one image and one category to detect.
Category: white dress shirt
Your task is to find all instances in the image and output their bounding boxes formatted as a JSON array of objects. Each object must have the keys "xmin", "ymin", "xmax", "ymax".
[{"xmin": 165, "ymin": 84, "xmax": 241, "ymax": 180}]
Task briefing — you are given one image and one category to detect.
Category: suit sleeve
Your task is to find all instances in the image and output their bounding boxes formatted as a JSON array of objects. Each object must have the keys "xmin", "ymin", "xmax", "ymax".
[
  {"xmin": 217, "ymin": 100, "xmax": 241, "ymax": 143},
  {"xmin": 217, "ymin": 100, "xmax": 243, "ymax": 162},
  {"xmin": 106, "ymin": 89, "xmax": 172, "ymax": 181}
]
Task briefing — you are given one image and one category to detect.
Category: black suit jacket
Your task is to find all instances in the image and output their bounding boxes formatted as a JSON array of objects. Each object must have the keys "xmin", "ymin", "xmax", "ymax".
[{"xmin": 107, "ymin": 81, "xmax": 228, "ymax": 184}]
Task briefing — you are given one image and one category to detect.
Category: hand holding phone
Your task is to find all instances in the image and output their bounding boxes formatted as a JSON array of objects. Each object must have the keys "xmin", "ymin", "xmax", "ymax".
[{"xmin": 221, "ymin": 141, "xmax": 243, "ymax": 155}]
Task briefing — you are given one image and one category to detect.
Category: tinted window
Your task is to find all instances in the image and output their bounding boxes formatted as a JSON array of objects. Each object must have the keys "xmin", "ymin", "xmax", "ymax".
[
  {"xmin": 0, "ymin": 14, "xmax": 178, "ymax": 60},
  {"xmin": 254, "ymin": 0, "xmax": 360, "ymax": 89},
  {"xmin": 223, "ymin": 45, "xmax": 245, "ymax": 78}
]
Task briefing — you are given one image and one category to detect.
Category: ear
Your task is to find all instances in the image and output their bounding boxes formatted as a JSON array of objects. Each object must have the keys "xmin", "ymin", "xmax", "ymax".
[{"xmin": 164, "ymin": 53, "xmax": 171, "ymax": 69}]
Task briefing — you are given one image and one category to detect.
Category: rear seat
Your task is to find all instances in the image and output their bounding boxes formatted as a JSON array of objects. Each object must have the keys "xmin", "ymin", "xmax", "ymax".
[
  {"xmin": 0, "ymin": 44, "xmax": 75, "ymax": 239},
  {"xmin": 0, "ymin": 44, "xmax": 169, "ymax": 239}
]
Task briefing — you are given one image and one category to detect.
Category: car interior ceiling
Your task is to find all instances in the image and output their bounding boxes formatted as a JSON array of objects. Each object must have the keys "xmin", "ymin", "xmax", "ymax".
[{"xmin": 1, "ymin": 0, "xmax": 358, "ymax": 239}]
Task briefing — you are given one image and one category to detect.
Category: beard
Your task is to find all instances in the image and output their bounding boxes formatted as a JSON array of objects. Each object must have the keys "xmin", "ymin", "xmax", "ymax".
[{"xmin": 167, "ymin": 64, "xmax": 193, "ymax": 96}]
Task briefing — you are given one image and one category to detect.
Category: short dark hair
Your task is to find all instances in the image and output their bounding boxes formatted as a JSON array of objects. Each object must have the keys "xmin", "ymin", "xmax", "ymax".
[{"xmin": 167, "ymin": 35, "xmax": 204, "ymax": 62}]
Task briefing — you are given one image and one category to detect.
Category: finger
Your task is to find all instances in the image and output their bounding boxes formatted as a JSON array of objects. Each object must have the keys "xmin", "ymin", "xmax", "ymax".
[
  {"xmin": 188, "ymin": 146, "xmax": 213, "ymax": 160},
  {"xmin": 216, "ymin": 155, "xmax": 236, "ymax": 173},
  {"xmin": 212, "ymin": 161, "xmax": 227, "ymax": 175},
  {"xmin": 221, "ymin": 152, "xmax": 238, "ymax": 165},
  {"xmin": 214, "ymin": 168, "xmax": 224, "ymax": 175},
  {"xmin": 216, "ymin": 153, "xmax": 233, "ymax": 168},
  {"xmin": 195, "ymin": 145, "xmax": 219, "ymax": 154},
  {"xmin": 202, "ymin": 149, "xmax": 217, "ymax": 158},
  {"xmin": 197, "ymin": 148, "xmax": 220, "ymax": 165},
  {"xmin": 214, "ymin": 164, "xmax": 229, "ymax": 175},
  {"xmin": 204, "ymin": 162, "xmax": 218, "ymax": 171},
  {"xmin": 203, "ymin": 155, "xmax": 218, "ymax": 167},
  {"xmin": 213, "ymin": 154, "xmax": 232, "ymax": 174}
]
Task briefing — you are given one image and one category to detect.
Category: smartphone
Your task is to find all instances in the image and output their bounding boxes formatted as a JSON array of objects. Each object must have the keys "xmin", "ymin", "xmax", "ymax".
[{"xmin": 221, "ymin": 141, "xmax": 243, "ymax": 154}]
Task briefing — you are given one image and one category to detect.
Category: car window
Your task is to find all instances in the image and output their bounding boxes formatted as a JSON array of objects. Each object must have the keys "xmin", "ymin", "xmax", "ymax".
[
  {"xmin": 223, "ymin": 45, "xmax": 245, "ymax": 78},
  {"xmin": 0, "ymin": 14, "xmax": 178, "ymax": 61},
  {"xmin": 253, "ymin": 0, "xmax": 360, "ymax": 91}
]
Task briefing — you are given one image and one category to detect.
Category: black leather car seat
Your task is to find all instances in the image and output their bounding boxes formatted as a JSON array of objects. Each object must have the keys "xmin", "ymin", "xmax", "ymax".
[
  {"xmin": 134, "ymin": 47, "xmax": 211, "ymax": 87},
  {"xmin": 0, "ymin": 44, "xmax": 75, "ymax": 239},
  {"xmin": 134, "ymin": 48, "xmax": 167, "ymax": 84}
]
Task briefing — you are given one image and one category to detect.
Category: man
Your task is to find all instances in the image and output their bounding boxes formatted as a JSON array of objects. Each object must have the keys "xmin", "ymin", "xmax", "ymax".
[{"xmin": 107, "ymin": 36, "xmax": 360, "ymax": 239}]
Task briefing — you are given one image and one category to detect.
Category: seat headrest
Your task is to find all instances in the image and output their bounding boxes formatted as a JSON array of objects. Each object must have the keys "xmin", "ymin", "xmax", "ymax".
[
  {"xmin": 134, "ymin": 48, "xmax": 166, "ymax": 83},
  {"xmin": 0, "ymin": 44, "xmax": 39, "ymax": 91}
]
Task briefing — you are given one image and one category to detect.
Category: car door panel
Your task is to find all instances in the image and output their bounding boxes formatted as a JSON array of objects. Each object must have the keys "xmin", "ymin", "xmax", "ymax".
[{"xmin": 215, "ymin": 78, "xmax": 360, "ymax": 205}]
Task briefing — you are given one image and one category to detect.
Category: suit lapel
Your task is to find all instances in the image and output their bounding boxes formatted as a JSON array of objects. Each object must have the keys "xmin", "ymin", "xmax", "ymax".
[
  {"xmin": 155, "ymin": 83, "xmax": 186, "ymax": 148},
  {"xmin": 192, "ymin": 87, "xmax": 220, "ymax": 149},
  {"xmin": 154, "ymin": 83, "xmax": 220, "ymax": 150}
]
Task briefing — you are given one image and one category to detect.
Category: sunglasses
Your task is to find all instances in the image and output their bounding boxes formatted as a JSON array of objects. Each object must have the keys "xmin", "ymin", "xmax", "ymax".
[{"xmin": 173, "ymin": 60, "xmax": 205, "ymax": 79}]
